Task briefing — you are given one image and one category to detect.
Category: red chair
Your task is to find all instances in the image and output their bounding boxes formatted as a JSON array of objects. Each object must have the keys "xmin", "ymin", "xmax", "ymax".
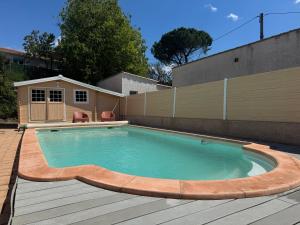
[
  {"xmin": 72, "ymin": 112, "xmax": 89, "ymax": 123},
  {"xmin": 100, "ymin": 111, "xmax": 115, "ymax": 122}
]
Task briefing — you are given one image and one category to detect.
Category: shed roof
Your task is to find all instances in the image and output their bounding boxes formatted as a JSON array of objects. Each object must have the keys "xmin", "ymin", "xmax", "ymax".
[
  {"xmin": 14, "ymin": 75, "xmax": 124, "ymax": 97},
  {"xmin": 0, "ymin": 47, "xmax": 25, "ymax": 56}
]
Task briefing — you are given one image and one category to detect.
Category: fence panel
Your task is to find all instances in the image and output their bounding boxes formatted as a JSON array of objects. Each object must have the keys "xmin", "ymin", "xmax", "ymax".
[
  {"xmin": 126, "ymin": 93, "xmax": 145, "ymax": 116},
  {"xmin": 227, "ymin": 67, "xmax": 300, "ymax": 122},
  {"xmin": 146, "ymin": 89, "xmax": 173, "ymax": 117},
  {"xmin": 175, "ymin": 80, "xmax": 224, "ymax": 119}
]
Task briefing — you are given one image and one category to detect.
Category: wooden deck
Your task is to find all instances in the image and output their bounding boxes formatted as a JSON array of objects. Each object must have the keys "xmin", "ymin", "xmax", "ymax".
[{"xmin": 10, "ymin": 177, "xmax": 300, "ymax": 225}]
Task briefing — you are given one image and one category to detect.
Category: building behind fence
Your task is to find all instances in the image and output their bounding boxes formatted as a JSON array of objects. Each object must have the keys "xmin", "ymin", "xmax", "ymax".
[
  {"xmin": 120, "ymin": 66, "xmax": 300, "ymax": 145},
  {"xmin": 173, "ymin": 28, "xmax": 300, "ymax": 87}
]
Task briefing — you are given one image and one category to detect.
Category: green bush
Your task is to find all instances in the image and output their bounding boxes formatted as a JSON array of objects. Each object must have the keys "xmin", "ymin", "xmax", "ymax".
[{"xmin": 0, "ymin": 75, "xmax": 17, "ymax": 119}]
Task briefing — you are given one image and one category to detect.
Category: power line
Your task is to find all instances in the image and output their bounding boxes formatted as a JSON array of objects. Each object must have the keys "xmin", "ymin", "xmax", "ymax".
[
  {"xmin": 213, "ymin": 11, "xmax": 300, "ymax": 42},
  {"xmin": 265, "ymin": 11, "xmax": 300, "ymax": 16},
  {"xmin": 213, "ymin": 16, "xmax": 258, "ymax": 41}
]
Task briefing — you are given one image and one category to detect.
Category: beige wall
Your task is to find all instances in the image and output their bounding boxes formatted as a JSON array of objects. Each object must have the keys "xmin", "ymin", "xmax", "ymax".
[
  {"xmin": 122, "ymin": 67, "xmax": 300, "ymax": 123},
  {"xmin": 17, "ymin": 80, "xmax": 121, "ymax": 124},
  {"xmin": 126, "ymin": 94, "xmax": 145, "ymax": 116},
  {"xmin": 175, "ymin": 81, "xmax": 223, "ymax": 119},
  {"xmin": 146, "ymin": 89, "xmax": 173, "ymax": 117},
  {"xmin": 227, "ymin": 67, "xmax": 300, "ymax": 122},
  {"xmin": 96, "ymin": 92, "xmax": 120, "ymax": 120},
  {"xmin": 173, "ymin": 29, "xmax": 300, "ymax": 87}
]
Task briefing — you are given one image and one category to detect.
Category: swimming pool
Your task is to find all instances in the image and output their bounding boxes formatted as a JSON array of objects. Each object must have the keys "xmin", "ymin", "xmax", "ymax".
[
  {"xmin": 37, "ymin": 126, "xmax": 274, "ymax": 180},
  {"xmin": 20, "ymin": 125, "xmax": 300, "ymax": 199}
]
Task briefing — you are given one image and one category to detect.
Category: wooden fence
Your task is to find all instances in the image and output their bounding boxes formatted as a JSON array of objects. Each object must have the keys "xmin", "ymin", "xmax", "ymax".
[{"xmin": 121, "ymin": 66, "xmax": 300, "ymax": 123}]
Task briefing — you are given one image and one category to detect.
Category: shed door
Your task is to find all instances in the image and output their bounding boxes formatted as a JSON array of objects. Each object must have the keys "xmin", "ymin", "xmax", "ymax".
[
  {"xmin": 30, "ymin": 88, "xmax": 46, "ymax": 121},
  {"xmin": 47, "ymin": 89, "xmax": 65, "ymax": 121}
]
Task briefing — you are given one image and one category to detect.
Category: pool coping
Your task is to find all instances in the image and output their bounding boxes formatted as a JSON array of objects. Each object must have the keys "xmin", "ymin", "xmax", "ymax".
[{"xmin": 19, "ymin": 127, "xmax": 300, "ymax": 200}]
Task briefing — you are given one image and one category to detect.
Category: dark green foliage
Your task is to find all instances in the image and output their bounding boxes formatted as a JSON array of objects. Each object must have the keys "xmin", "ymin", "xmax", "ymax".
[
  {"xmin": 23, "ymin": 30, "xmax": 56, "ymax": 70},
  {"xmin": 151, "ymin": 27, "xmax": 213, "ymax": 65},
  {"xmin": 59, "ymin": 0, "xmax": 148, "ymax": 84},
  {"xmin": 0, "ymin": 55, "xmax": 17, "ymax": 119}
]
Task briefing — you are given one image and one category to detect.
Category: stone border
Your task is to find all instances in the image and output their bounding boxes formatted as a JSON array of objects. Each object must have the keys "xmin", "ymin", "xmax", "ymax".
[{"xmin": 19, "ymin": 128, "xmax": 300, "ymax": 199}]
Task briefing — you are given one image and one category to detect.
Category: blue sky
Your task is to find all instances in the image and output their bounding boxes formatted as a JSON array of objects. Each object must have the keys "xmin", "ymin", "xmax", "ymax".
[{"xmin": 1, "ymin": 0, "xmax": 300, "ymax": 63}]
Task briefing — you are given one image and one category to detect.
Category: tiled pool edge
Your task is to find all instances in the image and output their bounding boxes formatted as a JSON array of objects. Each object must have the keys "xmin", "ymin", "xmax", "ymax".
[{"xmin": 18, "ymin": 128, "xmax": 300, "ymax": 200}]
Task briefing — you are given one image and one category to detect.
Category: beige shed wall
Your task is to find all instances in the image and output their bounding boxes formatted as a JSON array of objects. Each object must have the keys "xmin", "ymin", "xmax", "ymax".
[
  {"xmin": 17, "ymin": 80, "xmax": 121, "ymax": 124},
  {"xmin": 96, "ymin": 92, "xmax": 120, "ymax": 120}
]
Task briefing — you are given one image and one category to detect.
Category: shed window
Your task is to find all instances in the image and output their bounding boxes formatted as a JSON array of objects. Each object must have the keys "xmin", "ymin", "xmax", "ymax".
[
  {"xmin": 31, "ymin": 89, "xmax": 45, "ymax": 102},
  {"xmin": 129, "ymin": 90, "xmax": 138, "ymax": 95},
  {"xmin": 74, "ymin": 90, "xmax": 88, "ymax": 103},
  {"xmin": 49, "ymin": 90, "xmax": 62, "ymax": 102}
]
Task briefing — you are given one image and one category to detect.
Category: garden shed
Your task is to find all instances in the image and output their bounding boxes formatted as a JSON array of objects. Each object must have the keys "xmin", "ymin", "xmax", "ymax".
[{"xmin": 14, "ymin": 75, "xmax": 124, "ymax": 125}]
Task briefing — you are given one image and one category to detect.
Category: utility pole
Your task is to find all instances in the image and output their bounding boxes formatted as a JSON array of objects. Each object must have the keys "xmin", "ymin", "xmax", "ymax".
[{"xmin": 259, "ymin": 13, "xmax": 264, "ymax": 40}]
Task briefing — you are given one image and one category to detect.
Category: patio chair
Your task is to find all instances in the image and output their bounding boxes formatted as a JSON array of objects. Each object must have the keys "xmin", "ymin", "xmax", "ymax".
[
  {"xmin": 72, "ymin": 112, "xmax": 89, "ymax": 123},
  {"xmin": 100, "ymin": 111, "xmax": 115, "ymax": 122}
]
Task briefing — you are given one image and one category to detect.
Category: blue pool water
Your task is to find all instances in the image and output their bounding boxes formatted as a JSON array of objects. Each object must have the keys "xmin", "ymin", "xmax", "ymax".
[{"xmin": 37, "ymin": 126, "xmax": 275, "ymax": 180}]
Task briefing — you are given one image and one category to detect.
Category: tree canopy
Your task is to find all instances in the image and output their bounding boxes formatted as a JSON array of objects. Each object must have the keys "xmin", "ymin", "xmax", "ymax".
[
  {"xmin": 23, "ymin": 30, "xmax": 56, "ymax": 67},
  {"xmin": 151, "ymin": 27, "xmax": 213, "ymax": 66},
  {"xmin": 59, "ymin": 0, "xmax": 148, "ymax": 84},
  {"xmin": 148, "ymin": 62, "xmax": 172, "ymax": 86},
  {"xmin": 0, "ymin": 55, "xmax": 17, "ymax": 119}
]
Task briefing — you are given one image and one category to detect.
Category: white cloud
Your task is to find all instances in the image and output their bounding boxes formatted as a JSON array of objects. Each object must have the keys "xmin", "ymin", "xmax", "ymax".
[
  {"xmin": 295, "ymin": 0, "xmax": 300, "ymax": 4},
  {"xmin": 205, "ymin": 4, "xmax": 218, "ymax": 12},
  {"xmin": 227, "ymin": 13, "xmax": 239, "ymax": 22},
  {"xmin": 54, "ymin": 36, "xmax": 61, "ymax": 47}
]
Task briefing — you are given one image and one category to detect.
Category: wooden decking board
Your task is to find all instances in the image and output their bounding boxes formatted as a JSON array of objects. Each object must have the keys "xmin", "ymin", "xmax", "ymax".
[
  {"xmin": 12, "ymin": 193, "xmax": 138, "ymax": 225},
  {"xmin": 15, "ymin": 182, "xmax": 100, "ymax": 201},
  {"xmin": 202, "ymin": 199, "xmax": 292, "ymax": 225},
  {"xmin": 14, "ymin": 190, "xmax": 120, "ymax": 216},
  {"xmin": 278, "ymin": 189, "xmax": 300, "ymax": 205},
  {"xmin": 23, "ymin": 197, "xmax": 162, "ymax": 225},
  {"xmin": 15, "ymin": 186, "xmax": 105, "ymax": 208},
  {"xmin": 249, "ymin": 204, "xmax": 300, "ymax": 225},
  {"xmin": 160, "ymin": 196, "xmax": 278, "ymax": 225},
  {"xmin": 16, "ymin": 180, "xmax": 79, "ymax": 193},
  {"xmin": 116, "ymin": 199, "xmax": 233, "ymax": 225},
  {"xmin": 70, "ymin": 199, "xmax": 192, "ymax": 225}
]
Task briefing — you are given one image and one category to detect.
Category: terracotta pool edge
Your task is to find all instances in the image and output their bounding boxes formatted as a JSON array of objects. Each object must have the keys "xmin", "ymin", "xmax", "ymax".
[{"xmin": 18, "ymin": 128, "xmax": 300, "ymax": 200}]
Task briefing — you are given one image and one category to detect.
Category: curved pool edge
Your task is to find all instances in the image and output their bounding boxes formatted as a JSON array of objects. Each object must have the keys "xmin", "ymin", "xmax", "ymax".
[{"xmin": 19, "ymin": 128, "xmax": 300, "ymax": 200}]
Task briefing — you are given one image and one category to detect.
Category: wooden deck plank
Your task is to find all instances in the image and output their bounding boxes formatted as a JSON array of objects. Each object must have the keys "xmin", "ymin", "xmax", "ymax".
[
  {"xmin": 249, "ymin": 204, "xmax": 300, "ymax": 225},
  {"xmin": 15, "ymin": 182, "xmax": 99, "ymax": 201},
  {"xmin": 14, "ymin": 190, "xmax": 119, "ymax": 216},
  {"xmin": 116, "ymin": 199, "xmax": 232, "ymax": 225},
  {"xmin": 15, "ymin": 186, "xmax": 104, "ymax": 208},
  {"xmin": 203, "ymin": 199, "xmax": 291, "ymax": 225},
  {"xmin": 24, "ymin": 196, "xmax": 161, "ymax": 225},
  {"xmin": 278, "ymin": 189, "xmax": 300, "ymax": 205},
  {"xmin": 12, "ymin": 193, "xmax": 137, "ymax": 225},
  {"xmin": 160, "ymin": 196, "xmax": 277, "ymax": 225},
  {"xmin": 71, "ymin": 199, "xmax": 191, "ymax": 225},
  {"xmin": 16, "ymin": 180, "xmax": 79, "ymax": 193}
]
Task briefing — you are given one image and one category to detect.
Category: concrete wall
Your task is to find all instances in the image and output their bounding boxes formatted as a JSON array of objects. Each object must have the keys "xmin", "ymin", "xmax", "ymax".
[
  {"xmin": 125, "ymin": 116, "xmax": 300, "ymax": 146},
  {"xmin": 122, "ymin": 73, "xmax": 170, "ymax": 96},
  {"xmin": 97, "ymin": 72, "xmax": 171, "ymax": 96},
  {"xmin": 97, "ymin": 74, "xmax": 123, "ymax": 93},
  {"xmin": 173, "ymin": 29, "xmax": 300, "ymax": 87}
]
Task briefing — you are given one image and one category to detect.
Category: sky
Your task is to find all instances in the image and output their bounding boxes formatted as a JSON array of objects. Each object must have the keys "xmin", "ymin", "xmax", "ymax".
[{"xmin": 0, "ymin": 0, "xmax": 300, "ymax": 64}]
